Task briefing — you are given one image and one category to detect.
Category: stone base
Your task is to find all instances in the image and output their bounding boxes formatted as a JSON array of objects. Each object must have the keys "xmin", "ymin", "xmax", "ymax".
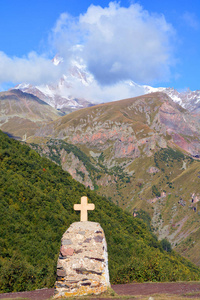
[{"xmin": 54, "ymin": 222, "xmax": 110, "ymax": 298}]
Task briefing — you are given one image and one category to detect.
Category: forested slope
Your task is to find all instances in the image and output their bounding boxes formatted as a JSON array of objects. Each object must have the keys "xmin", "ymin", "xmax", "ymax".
[{"xmin": 0, "ymin": 130, "xmax": 199, "ymax": 293}]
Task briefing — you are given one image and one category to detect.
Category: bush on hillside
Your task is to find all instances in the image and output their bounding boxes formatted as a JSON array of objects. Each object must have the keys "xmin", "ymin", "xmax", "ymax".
[{"xmin": 0, "ymin": 130, "xmax": 199, "ymax": 292}]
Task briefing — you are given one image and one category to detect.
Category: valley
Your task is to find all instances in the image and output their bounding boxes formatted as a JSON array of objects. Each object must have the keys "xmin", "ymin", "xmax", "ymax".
[
  {"xmin": 2, "ymin": 0, "xmax": 200, "ymax": 295},
  {"xmin": 0, "ymin": 89, "xmax": 200, "ymax": 270},
  {"xmin": 1, "ymin": 130, "xmax": 200, "ymax": 293}
]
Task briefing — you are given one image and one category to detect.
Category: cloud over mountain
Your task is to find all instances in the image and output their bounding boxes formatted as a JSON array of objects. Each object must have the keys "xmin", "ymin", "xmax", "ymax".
[
  {"xmin": 52, "ymin": 2, "xmax": 175, "ymax": 85},
  {"xmin": 0, "ymin": 2, "xmax": 175, "ymax": 89},
  {"xmin": 0, "ymin": 51, "xmax": 61, "ymax": 86}
]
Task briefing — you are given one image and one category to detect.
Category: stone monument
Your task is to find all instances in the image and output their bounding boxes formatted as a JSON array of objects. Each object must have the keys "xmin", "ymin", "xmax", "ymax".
[{"xmin": 54, "ymin": 196, "xmax": 110, "ymax": 298}]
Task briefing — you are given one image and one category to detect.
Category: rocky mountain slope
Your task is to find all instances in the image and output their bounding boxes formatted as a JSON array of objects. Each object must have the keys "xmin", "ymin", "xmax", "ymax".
[
  {"xmin": 36, "ymin": 92, "xmax": 200, "ymax": 157},
  {"xmin": 2, "ymin": 130, "xmax": 199, "ymax": 293},
  {"xmin": 1, "ymin": 88, "xmax": 200, "ymax": 267},
  {"xmin": 144, "ymin": 86, "xmax": 200, "ymax": 114},
  {"xmin": 27, "ymin": 92, "xmax": 200, "ymax": 266},
  {"xmin": 15, "ymin": 82, "xmax": 94, "ymax": 114},
  {"xmin": 0, "ymin": 89, "xmax": 63, "ymax": 140}
]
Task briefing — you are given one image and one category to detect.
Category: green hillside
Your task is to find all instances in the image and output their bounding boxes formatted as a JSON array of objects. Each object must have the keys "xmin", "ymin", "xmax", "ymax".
[
  {"xmin": 0, "ymin": 130, "xmax": 200, "ymax": 293},
  {"xmin": 29, "ymin": 137, "xmax": 200, "ymax": 267},
  {"xmin": 27, "ymin": 93, "xmax": 200, "ymax": 267}
]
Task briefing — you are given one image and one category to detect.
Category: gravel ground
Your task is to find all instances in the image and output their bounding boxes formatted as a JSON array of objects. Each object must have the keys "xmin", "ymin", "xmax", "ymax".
[{"xmin": 0, "ymin": 282, "xmax": 200, "ymax": 299}]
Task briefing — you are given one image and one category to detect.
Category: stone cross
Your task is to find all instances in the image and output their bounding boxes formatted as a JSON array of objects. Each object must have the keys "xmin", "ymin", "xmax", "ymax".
[{"xmin": 74, "ymin": 196, "xmax": 95, "ymax": 221}]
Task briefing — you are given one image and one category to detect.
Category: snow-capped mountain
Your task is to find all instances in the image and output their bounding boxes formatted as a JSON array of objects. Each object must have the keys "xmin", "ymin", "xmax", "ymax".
[
  {"xmin": 13, "ymin": 56, "xmax": 200, "ymax": 114},
  {"xmin": 144, "ymin": 85, "xmax": 200, "ymax": 113},
  {"xmin": 14, "ymin": 57, "xmax": 95, "ymax": 113}
]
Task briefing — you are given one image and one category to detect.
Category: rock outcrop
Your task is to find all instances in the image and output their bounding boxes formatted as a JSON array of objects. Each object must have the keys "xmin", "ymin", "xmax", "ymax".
[
  {"xmin": 37, "ymin": 93, "xmax": 200, "ymax": 158},
  {"xmin": 54, "ymin": 222, "xmax": 110, "ymax": 298}
]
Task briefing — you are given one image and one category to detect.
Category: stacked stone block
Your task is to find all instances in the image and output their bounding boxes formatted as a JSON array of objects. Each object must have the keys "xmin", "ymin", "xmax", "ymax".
[{"xmin": 54, "ymin": 221, "xmax": 110, "ymax": 298}]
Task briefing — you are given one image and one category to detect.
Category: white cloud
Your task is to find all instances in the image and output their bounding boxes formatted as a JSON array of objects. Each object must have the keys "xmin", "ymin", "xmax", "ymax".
[
  {"xmin": 0, "ymin": 1, "xmax": 175, "ymax": 93},
  {"xmin": 0, "ymin": 51, "xmax": 62, "ymax": 85},
  {"xmin": 64, "ymin": 78, "xmax": 146, "ymax": 103},
  {"xmin": 52, "ymin": 2, "xmax": 175, "ymax": 85}
]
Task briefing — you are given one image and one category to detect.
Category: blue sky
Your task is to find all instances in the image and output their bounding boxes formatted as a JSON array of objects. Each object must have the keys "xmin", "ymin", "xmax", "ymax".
[{"xmin": 0, "ymin": 0, "xmax": 200, "ymax": 93}]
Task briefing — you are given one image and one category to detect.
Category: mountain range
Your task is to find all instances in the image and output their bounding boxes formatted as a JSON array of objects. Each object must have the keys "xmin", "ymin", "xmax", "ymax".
[
  {"xmin": 13, "ymin": 57, "xmax": 200, "ymax": 114},
  {"xmin": 2, "ymin": 129, "xmax": 199, "ymax": 293},
  {"xmin": 11, "ymin": 91, "xmax": 197, "ymax": 268},
  {"xmin": 0, "ymin": 60, "xmax": 200, "ymax": 270},
  {"xmin": 0, "ymin": 89, "xmax": 63, "ymax": 140}
]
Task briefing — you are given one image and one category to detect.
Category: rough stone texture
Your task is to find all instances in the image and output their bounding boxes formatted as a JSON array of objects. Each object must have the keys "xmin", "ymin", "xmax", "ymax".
[
  {"xmin": 37, "ymin": 93, "xmax": 200, "ymax": 158},
  {"xmin": 54, "ymin": 222, "xmax": 110, "ymax": 298},
  {"xmin": 147, "ymin": 166, "xmax": 160, "ymax": 174}
]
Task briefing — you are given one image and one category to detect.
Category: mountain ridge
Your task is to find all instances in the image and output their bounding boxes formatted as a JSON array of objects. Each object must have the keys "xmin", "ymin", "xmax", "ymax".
[
  {"xmin": 26, "ymin": 92, "xmax": 200, "ymax": 267},
  {"xmin": 12, "ymin": 57, "xmax": 200, "ymax": 114},
  {"xmin": 1, "ymin": 129, "xmax": 199, "ymax": 293},
  {"xmin": 35, "ymin": 92, "xmax": 200, "ymax": 157},
  {"xmin": 0, "ymin": 89, "xmax": 64, "ymax": 140},
  {"xmin": 1, "ymin": 87, "xmax": 200, "ymax": 269}
]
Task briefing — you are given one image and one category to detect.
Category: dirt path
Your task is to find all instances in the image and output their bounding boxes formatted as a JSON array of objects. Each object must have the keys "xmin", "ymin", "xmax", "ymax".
[
  {"xmin": 113, "ymin": 282, "xmax": 200, "ymax": 297},
  {"xmin": 0, "ymin": 282, "xmax": 200, "ymax": 299}
]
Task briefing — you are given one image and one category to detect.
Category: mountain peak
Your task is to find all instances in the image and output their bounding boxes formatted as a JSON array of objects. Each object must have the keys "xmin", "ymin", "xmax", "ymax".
[
  {"xmin": 10, "ymin": 55, "xmax": 200, "ymax": 115},
  {"xmin": 52, "ymin": 54, "xmax": 64, "ymax": 66}
]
